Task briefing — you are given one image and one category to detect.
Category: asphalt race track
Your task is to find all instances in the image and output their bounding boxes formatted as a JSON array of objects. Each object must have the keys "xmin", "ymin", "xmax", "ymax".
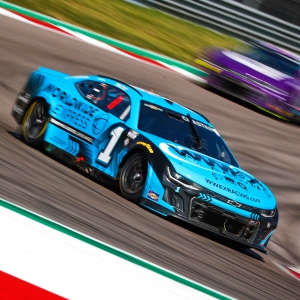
[{"xmin": 1, "ymin": 15, "xmax": 300, "ymax": 299}]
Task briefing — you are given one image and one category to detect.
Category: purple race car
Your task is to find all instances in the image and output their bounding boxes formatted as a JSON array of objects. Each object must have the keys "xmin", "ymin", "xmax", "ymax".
[{"xmin": 195, "ymin": 40, "xmax": 300, "ymax": 122}]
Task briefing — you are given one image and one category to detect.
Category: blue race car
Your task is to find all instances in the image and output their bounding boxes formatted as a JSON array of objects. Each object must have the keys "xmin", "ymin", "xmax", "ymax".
[{"xmin": 12, "ymin": 67, "xmax": 278, "ymax": 254}]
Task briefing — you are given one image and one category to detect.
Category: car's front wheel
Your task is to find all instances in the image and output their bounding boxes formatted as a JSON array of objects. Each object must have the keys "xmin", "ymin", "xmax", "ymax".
[
  {"xmin": 119, "ymin": 153, "xmax": 148, "ymax": 203},
  {"xmin": 22, "ymin": 99, "xmax": 49, "ymax": 148}
]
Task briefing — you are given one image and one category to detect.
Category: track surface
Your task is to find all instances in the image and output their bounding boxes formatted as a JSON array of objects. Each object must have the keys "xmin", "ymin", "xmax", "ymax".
[{"xmin": 1, "ymin": 15, "xmax": 300, "ymax": 299}]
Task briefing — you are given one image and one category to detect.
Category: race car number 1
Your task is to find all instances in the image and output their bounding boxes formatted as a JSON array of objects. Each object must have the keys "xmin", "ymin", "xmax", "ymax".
[{"xmin": 97, "ymin": 126, "xmax": 125, "ymax": 164}]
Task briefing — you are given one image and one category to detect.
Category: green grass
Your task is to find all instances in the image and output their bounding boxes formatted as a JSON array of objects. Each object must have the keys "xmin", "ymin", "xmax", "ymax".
[{"xmin": 5, "ymin": 0, "xmax": 240, "ymax": 64}]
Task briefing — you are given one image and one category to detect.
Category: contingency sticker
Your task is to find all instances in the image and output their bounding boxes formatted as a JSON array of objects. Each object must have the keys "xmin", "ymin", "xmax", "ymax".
[
  {"xmin": 146, "ymin": 190, "xmax": 159, "ymax": 202},
  {"xmin": 127, "ymin": 129, "xmax": 139, "ymax": 139}
]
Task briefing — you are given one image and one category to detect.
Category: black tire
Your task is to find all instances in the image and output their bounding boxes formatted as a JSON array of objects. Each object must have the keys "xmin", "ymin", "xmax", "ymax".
[
  {"xmin": 22, "ymin": 99, "xmax": 49, "ymax": 148},
  {"xmin": 119, "ymin": 153, "xmax": 148, "ymax": 203},
  {"xmin": 291, "ymin": 114, "xmax": 300, "ymax": 125}
]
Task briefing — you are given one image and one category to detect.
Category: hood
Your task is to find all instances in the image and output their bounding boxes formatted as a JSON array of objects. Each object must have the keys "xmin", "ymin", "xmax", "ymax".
[
  {"xmin": 211, "ymin": 49, "xmax": 292, "ymax": 93},
  {"xmin": 159, "ymin": 142, "xmax": 276, "ymax": 209}
]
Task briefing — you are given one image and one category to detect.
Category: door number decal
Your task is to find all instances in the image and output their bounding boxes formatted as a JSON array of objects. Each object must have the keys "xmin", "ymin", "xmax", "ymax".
[{"xmin": 98, "ymin": 126, "xmax": 125, "ymax": 164}]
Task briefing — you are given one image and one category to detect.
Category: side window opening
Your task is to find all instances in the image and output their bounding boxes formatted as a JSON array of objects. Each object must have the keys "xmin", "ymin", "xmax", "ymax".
[{"xmin": 76, "ymin": 80, "xmax": 131, "ymax": 121}]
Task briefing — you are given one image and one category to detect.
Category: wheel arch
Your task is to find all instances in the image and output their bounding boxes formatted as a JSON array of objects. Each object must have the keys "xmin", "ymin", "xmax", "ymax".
[
  {"xmin": 20, "ymin": 96, "xmax": 50, "ymax": 125},
  {"xmin": 21, "ymin": 97, "xmax": 50, "ymax": 148},
  {"xmin": 117, "ymin": 148, "xmax": 148, "ymax": 179}
]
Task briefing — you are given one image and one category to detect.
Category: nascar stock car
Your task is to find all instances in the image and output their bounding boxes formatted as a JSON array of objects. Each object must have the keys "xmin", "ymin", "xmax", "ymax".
[
  {"xmin": 12, "ymin": 67, "xmax": 278, "ymax": 253},
  {"xmin": 195, "ymin": 40, "xmax": 300, "ymax": 122}
]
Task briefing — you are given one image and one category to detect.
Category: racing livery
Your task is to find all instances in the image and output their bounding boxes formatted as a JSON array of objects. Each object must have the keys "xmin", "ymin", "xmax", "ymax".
[
  {"xmin": 195, "ymin": 40, "xmax": 300, "ymax": 122},
  {"xmin": 12, "ymin": 67, "xmax": 278, "ymax": 253}
]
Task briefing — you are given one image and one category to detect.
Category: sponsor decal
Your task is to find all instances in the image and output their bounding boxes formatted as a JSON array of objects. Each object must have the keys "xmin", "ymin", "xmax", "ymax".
[
  {"xmin": 181, "ymin": 116, "xmax": 216, "ymax": 132},
  {"xmin": 225, "ymin": 176, "xmax": 236, "ymax": 185},
  {"xmin": 63, "ymin": 109, "xmax": 89, "ymax": 129},
  {"xmin": 44, "ymin": 84, "xmax": 99, "ymax": 118},
  {"xmin": 144, "ymin": 103, "xmax": 163, "ymax": 111},
  {"xmin": 227, "ymin": 200, "xmax": 241, "ymax": 208},
  {"xmin": 124, "ymin": 138, "xmax": 130, "ymax": 146},
  {"xmin": 146, "ymin": 190, "xmax": 159, "ymax": 202},
  {"xmin": 237, "ymin": 182, "xmax": 247, "ymax": 190},
  {"xmin": 49, "ymin": 118, "xmax": 94, "ymax": 144},
  {"xmin": 53, "ymin": 105, "xmax": 92, "ymax": 130},
  {"xmin": 205, "ymin": 178, "xmax": 260, "ymax": 202},
  {"xmin": 137, "ymin": 141, "xmax": 154, "ymax": 153},
  {"xmin": 17, "ymin": 93, "xmax": 30, "ymax": 104},
  {"xmin": 127, "ymin": 129, "xmax": 139, "ymax": 139},
  {"xmin": 92, "ymin": 115, "xmax": 108, "ymax": 135},
  {"xmin": 212, "ymin": 172, "xmax": 223, "ymax": 180},
  {"xmin": 13, "ymin": 104, "xmax": 24, "ymax": 114},
  {"xmin": 160, "ymin": 143, "xmax": 268, "ymax": 194}
]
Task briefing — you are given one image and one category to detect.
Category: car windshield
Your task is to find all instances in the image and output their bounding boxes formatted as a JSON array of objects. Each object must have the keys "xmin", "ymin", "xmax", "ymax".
[
  {"xmin": 76, "ymin": 80, "xmax": 131, "ymax": 121},
  {"xmin": 138, "ymin": 101, "xmax": 239, "ymax": 166},
  {"xmin": 239, "ymin": 45, "xmax": 300, "ymax": 77}
]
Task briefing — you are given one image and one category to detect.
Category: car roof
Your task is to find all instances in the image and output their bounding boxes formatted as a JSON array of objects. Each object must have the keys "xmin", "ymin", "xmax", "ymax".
[
  {"xmin": 95, "ymin": 75, "xmax": 212, "ymax": 126},
  {"xmin": 136, "ymin": 87, "xmax": 211, "ymax": 125}
]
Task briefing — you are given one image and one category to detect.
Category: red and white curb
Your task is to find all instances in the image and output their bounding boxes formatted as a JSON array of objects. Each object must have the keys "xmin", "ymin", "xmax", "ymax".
[
  {"xmin": 0, "ymin": 202, "xmax": 228, "ymax": 299},
  {"xmin": 0, "ymin": 6, "xmax": 206, "ymax": 83},
  {"xmin": 275, "ymin": 263, "xmax": 300, "ymax": 281}
]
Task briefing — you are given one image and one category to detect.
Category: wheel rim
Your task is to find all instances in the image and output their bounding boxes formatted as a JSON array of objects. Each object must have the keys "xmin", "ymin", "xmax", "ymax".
[
  {"xmin": 26, "ymin": 102, "xmax": 48, "ymax": 139},
  {"xmin": 122, "ymin": 157, "xmax": 147, "ymax": 195}
]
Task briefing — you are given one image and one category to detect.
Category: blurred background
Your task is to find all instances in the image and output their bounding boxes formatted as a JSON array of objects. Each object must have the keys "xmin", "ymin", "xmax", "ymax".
[
  {"xmin": 236, "ymin": 0, "xmax": 300, "ymax": 26},
  {"xmin": 1, "ymin": 1, "xmax": 300, "ymax": 297}
]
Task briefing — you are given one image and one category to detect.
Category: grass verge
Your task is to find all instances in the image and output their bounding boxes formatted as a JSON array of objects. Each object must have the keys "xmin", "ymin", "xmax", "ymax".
[{"xmin": 4, "ymin": 0, "xmax": 240, "ymax": 64}]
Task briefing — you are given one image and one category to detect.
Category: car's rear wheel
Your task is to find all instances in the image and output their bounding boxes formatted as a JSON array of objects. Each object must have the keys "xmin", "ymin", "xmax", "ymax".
[
  {"xmin": 22, "ymin": 99, "xmax": 49, "ymax": 148},
  {"xmin": 119, "ymin": 153, "xmax": 148, "ymax": 203}
]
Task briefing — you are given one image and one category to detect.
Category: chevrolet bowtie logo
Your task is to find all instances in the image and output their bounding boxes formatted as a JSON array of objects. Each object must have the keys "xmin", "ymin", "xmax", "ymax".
[{"xmin": 227, "ymin": 200, "xmax": 241, "ymax": 207}]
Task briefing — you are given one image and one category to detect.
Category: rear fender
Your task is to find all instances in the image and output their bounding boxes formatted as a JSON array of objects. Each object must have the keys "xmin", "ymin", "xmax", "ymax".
[{"xmin": 12, "ymin": 70, "xmax": 51, "ymax": 124}]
